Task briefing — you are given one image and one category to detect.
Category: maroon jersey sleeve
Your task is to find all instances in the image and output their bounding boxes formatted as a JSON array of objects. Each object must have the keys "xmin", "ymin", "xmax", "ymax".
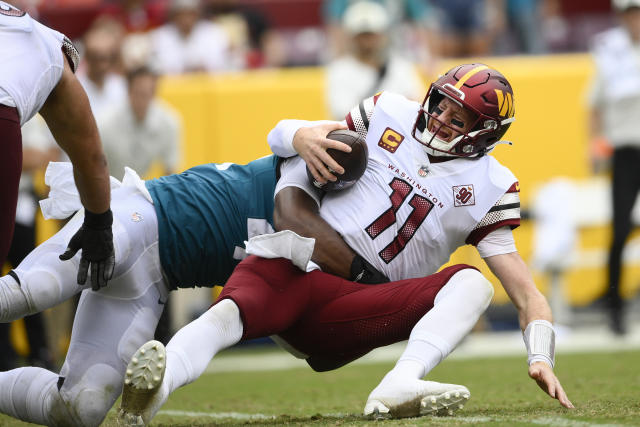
[
  {"xmin": 345, "ymin": 92, "xmax": 382, "ymax": 140},
  {"xmin": 466, "ymin": 182, "xmax": 521, "ymax": 246}
]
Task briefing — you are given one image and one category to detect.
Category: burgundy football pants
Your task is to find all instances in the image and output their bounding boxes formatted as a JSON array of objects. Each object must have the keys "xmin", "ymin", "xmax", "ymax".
[
  {"xmin": 0, "ymin": 105, "xmax": 22, "ymax": 266},
  {"xmin": 218, "ymin": 256, "xmax": 475, "ymax": 371}
]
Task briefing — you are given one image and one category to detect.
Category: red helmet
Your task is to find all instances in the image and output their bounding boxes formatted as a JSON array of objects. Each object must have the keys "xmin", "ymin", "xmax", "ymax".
[{"xmin": 412, "ymin": 63, "xmax": 515, "ymax": 157}]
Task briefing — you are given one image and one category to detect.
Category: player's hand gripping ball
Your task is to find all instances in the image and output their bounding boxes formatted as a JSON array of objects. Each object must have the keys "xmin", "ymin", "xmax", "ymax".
[{"xmin": 307, "ymin": 129, "xmax": 368, "ymax": 191}]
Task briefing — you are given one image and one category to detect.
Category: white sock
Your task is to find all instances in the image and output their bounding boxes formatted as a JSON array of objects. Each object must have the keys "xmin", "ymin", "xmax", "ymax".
[
  {"xmin": 154, "ymin": 299, "xmax": 243, "ymax": 412},
  {"xmin": 0, "ymin": 367, "xmax": 66, "ymax": 425},
  {"xmin": 387, "ymin": 269, "xmax": 494, "ymax": 382}
]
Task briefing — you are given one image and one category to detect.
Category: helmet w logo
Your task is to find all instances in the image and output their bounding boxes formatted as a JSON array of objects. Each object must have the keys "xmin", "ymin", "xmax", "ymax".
[{"xmin": 495, "ymin": 90, "xmax": 514, "ymax": 118}]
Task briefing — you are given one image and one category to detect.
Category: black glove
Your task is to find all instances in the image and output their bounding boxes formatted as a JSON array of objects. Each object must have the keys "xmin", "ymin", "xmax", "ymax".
[
  {"xmin": 59, "ymin": 209, "xmax": 115, "ymax": 290},
  {"xmin": 350, "ymin": 254, "xmax": 389, "ymax": 284}
]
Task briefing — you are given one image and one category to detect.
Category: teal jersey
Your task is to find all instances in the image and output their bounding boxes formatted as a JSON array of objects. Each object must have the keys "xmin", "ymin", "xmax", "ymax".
[{"xmin": 146, "ymin": 156, "xmax": 279, "ymax": 289}]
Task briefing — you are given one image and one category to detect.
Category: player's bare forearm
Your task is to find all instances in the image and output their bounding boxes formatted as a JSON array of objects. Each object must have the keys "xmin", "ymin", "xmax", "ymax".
[
  {"xmin": 40, "ymin": 55, "xmax": 110, "ymax": 214},
  {"xmin": 485, "ymin": 252, "xmax": 573, "ymax": 408},
  {"xmin": 484, "ymin": 252, "xmax": 552, "ymax": 330},
  {"xmin": 274, "ymin": 187, "xmax": 355, "ymax": 279}
]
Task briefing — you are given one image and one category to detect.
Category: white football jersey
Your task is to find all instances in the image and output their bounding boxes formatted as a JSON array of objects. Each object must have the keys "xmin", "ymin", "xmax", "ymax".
[
  {"xmin": 0, "ymin": 2, "xmax": 66, "ymax": 125},
  {"xmin": 269, "ymin": 91, "xmax": 520, "ymax": 282}
]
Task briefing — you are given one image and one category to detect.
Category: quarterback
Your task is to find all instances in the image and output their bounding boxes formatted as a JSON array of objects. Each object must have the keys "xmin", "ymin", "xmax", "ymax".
[
  {"xmin": 118, "ymin": 64, "xmax": 573, "ymax": 426},
  {"xmin": 0, "ymin": 1, "xmax": 114, "ymax": 289}
]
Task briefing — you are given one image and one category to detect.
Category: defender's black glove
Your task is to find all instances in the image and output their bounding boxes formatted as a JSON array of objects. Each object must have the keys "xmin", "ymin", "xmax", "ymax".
[
  {"xmin": 350, "ymin": 254, "xmax": 389, "ymax": 284},
  {"xmin": 59, "ymin": 209, "xmax": 115, "ymax": 290}
]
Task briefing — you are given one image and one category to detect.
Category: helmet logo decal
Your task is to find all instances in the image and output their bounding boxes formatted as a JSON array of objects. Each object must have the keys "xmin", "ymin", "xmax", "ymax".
[
  {"xmin": 453, "ymin": 185, "xmax": 475, "ymax": 207},
  {"xmin": 495, "ymin": 89, "xmax": 515, "ymax": 118},
  {"xmin": 378, "ymin": 127, "xmax": 404, "ymax": 153},
  {"xmin": 454, "ymin": 65, "xmax": 489, "ymax": 89}
]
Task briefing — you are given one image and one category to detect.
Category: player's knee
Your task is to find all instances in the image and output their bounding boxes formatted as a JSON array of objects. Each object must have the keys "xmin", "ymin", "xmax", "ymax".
[
  {"xmin": 22, "ymin": 270, "xmax": 63, "ymax": 314},
  {"xmin": 205, "ymin": 298, "xmax": 241, "ymax": 324},
  {"xmin": 450, "ymin": 268, "xmax": 494, "ymax": 309},
  {"xmin": 0, "ymin": 274, "xmax": 31, "ymax": 322},
  {"xmin": 203, "ymin": 298, "xmax": 243, "ymax": 339},
  {"xmin": 57, "ymin": 363, "xmax": 122, "ymax": 427}
]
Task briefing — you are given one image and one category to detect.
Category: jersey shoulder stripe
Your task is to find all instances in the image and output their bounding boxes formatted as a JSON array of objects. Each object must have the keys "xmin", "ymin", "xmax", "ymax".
[
  {"xmin": 345, "ymin": 94, "xmax": 380, "ymax": 139},
  {"xmin": 62, "ymin": 36, "xmax": 80, "ymax": 72},
  {"xmin": 466, "ymin": 181, "xmax": 521, "ymax": 246}
]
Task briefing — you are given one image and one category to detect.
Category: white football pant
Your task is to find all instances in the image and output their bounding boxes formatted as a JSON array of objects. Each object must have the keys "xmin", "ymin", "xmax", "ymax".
[{"xmin": 0, "ymin": 186, "xmax": 169, "ymax": 426}]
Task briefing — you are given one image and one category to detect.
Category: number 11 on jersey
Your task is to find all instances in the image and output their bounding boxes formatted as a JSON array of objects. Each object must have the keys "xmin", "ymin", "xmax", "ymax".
[{"xmin": 365, "ymin": 178, "xmax": 434, "ymax": 264}]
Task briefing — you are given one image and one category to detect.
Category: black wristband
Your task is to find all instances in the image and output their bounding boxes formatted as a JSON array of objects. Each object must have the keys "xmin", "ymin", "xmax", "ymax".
[
  {"xmin": 83, "ymin": 208, "xmax": 113, "ymax": 229},
  {"xmin": 350, "ymin": 254, "xmax": 389, "ymax": 284}
]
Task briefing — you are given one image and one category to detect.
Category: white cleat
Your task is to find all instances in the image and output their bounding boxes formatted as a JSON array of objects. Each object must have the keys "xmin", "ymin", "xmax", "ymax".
[
  {"xmin": 363, "ymin": 378, "xmax": 470, "ymax": 419},
  {"xmin": 117, "ymin": 340, "xmax": 166, "ymax": 427}
]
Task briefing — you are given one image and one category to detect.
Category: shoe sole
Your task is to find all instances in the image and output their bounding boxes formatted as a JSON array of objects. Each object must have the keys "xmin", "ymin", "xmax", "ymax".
[
  {"xmin": 368, "ymin": 389, "xmax": 470, "ymax": 420},
  {"xmin": 118, "ymin": 340, "xmax": 166, "ymax": 427}
]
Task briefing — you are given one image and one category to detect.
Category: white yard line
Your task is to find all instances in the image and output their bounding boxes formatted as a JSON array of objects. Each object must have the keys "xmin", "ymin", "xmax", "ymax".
[
  {"xmin": 154, "ymin": 411, "xmax": 623, "ymax": 426},
  {"xmin": 157, "ymin": 410, "xmax": 276, "ymax": 420}
]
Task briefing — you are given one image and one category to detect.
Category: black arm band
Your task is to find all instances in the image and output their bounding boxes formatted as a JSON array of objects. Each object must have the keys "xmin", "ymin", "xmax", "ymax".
[{"xmin": 350, "ymin": 254, "xmax": 389, "ymax": 284}]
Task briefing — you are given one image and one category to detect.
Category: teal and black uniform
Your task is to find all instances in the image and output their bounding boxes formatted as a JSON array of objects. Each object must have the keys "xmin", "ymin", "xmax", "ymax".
[{"xmin": 145, "ymin": 155, "xmax": 279, "ymax": 289}]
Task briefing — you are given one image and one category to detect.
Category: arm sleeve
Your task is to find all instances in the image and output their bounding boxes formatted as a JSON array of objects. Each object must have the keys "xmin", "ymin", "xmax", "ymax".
[
  {"xmin": 476, "ymin": 226, "xmax": 517, "ymax": 258},
  {"xmin": 466, "ymin": 182, "xmax": 521, "ymax": 246},
  {"xmin": 267, "ymin": 119, "xmax": 342, "ymax": 157}
]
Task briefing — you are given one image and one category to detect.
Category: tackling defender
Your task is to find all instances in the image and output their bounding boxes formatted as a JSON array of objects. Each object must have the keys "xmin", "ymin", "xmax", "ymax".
[
  {"xmin": 0, "ymin": 1, "xmax": 114, "ymax": 289},
  {"xmin": 118, "ymin": 64, "xmax": 573, "ymax": 425},
  {"xmin": 0, "ymin": 153, "xmax": 389, "ymax": 426}
]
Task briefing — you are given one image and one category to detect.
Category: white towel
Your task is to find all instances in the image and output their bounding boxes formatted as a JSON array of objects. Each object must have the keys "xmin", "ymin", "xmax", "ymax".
[
  {"xmin": 39, "ymin": 162, "xmax": 152, "ymax": 220},
  {"xmin": 245, "ymin": 230, "xmax": 319, "ymax": 272}
]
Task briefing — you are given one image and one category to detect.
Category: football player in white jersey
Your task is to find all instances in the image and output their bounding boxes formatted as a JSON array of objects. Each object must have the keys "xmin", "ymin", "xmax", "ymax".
[
  {"xmin": 118, "ymin": 64, "xmax": 572, "ymax": 426},
  {"xmin": 0, "ymin": 1, "xmax": 114, "ymax": 289}
]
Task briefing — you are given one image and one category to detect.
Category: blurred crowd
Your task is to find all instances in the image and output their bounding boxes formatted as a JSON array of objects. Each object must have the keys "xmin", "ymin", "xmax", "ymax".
[
  {"xmin": 13, "ymin": 0, "xmax": 618, "ymax": 71},
  {"xmin": 3, "ymin": 0, "xmax": 619, "ymax": 125},
  {"xmin": 5, "ymin": 0, "xmax": 618, "ymax": 119}
]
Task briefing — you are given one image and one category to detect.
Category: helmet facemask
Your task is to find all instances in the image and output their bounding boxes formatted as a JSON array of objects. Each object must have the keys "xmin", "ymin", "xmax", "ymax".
[{"xmin": 413, "ymin": 84, "xmax": 508, "ymax": 158}]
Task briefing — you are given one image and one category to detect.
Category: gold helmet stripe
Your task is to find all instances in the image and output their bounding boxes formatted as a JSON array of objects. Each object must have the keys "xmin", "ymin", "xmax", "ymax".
[
  {"xmin": 495, "ymin": 89, "xmax": 506, "ymax": 116},
  {"xmin": 454, "ymin": 65, "xmax": 489, "ymax": 89},
  {"xmin": 506, "ymin": 92, "xmax": 514, "ymax": 117}
]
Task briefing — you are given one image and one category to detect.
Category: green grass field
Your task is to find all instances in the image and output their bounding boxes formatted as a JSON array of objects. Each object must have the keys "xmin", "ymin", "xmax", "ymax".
[{"xmin": 2, "ymin": 349, "xmax": 639, "ymax": 426}]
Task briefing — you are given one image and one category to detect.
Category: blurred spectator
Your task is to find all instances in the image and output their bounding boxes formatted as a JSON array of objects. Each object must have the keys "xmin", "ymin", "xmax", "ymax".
[
  {"xmin": 100, "ymin": 0, "xmax": 167, "ymax": 33},
  {"xmin": 150, "ymin": 0, "xmax": 233, "ymax": 74},
  {"xmin": 77, "ymin": 26, "xmax": 127, "ymax": 120},
  {"xmin": 326, "ymin": 1, "xmax": 424, "ymax": 119},
  {"xmin": 323, "ymin": 0, "xmax": 438, "ymax": 67},
  {"xmin": 0, "ymin": 115, "xmax": 62, "ymax": 371},
  {"xmin": 204, "ymin": 0, "xmax": 286, "ymax": 68},
  {"xmin": 491, "ymin": 0, "xmax": 547, "ymax": 54},
  {"xmin": 428, "ymin": 0, "xmax": 493, "ymax": 57},
  {"xmin": 586, "ymin": 0, "xmax": 640, "ymax": 335},
  {"xmin": 539, "ymin": 0, "xmax": 571, "ymax": 52},
  {"xmin": 99, "ymin": 66, "xmax": 181, "ymax": 178}
]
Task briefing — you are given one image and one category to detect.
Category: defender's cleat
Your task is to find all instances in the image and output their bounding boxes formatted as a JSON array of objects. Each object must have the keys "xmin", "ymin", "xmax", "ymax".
[
  {"xmin": 118, "ymin": 340, "xmax": 166, "ymax": 427},
  {"xmin": 364, "ymin": 379, "xmax": 470, "ymax": 419}
]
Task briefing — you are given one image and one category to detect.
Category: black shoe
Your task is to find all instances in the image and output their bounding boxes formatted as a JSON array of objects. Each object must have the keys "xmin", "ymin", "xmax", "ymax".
[{"xmin": 611, "ymin": 309, "xmax": 627, "ymax": 336}]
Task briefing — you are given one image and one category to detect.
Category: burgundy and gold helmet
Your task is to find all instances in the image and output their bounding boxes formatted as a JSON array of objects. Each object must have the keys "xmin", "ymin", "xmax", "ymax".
[{"xmin": 412, "ymin": 63, "xmax": 516, "ymax": 157}]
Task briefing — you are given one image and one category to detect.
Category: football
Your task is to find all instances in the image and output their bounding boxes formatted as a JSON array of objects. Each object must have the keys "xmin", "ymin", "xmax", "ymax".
[{"xmin": 307, "ymin": 129, "xmax": 368, "ymax": 192}]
